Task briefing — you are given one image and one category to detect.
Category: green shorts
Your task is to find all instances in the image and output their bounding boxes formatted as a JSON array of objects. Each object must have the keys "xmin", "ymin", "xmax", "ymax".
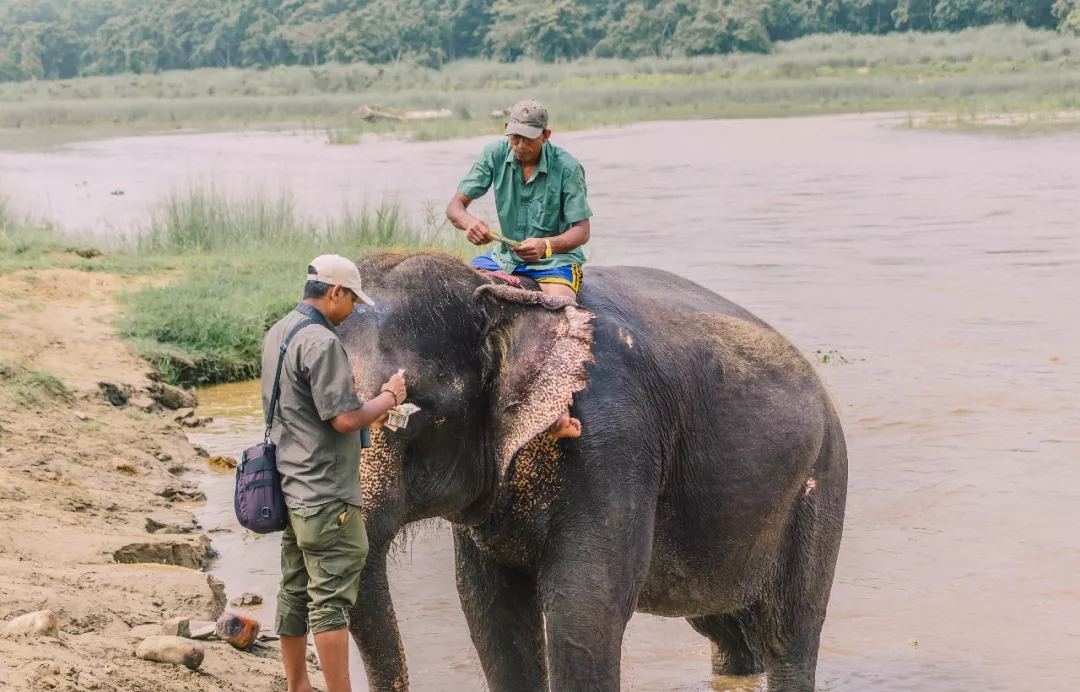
[{"xmin": 275, "ymin": 500, "xmax": 368, "ymax": 637}]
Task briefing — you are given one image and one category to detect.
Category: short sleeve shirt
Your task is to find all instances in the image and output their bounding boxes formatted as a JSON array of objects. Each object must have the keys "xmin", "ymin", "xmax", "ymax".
[
  {"xmin": 457, "ymin": 138, "xmax": 593, "ymax": 273},
  {"xmin": 261, "ymin": 305, "xmax": 364, "ymax": 509}
]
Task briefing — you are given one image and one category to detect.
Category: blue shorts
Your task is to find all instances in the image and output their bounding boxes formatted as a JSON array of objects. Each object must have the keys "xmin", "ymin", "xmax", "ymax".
[{"xmin": 470, "ymin": 252, "xmax": 583, "ymax": 293}]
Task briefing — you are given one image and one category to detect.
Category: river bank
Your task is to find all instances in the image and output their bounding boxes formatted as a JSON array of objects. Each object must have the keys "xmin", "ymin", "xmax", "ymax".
[
  {"xmin": 0, "ymin": 267, "xmax": 316, "ymax": 691},
  {"xmin": 2, "ymin": 25, "xmax": 1079, "ymax": 150}
]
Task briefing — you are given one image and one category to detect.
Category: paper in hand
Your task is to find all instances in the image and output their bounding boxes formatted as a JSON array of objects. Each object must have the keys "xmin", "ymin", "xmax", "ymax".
[{"xmin": 386, "ymin": 403, "xmax": 421, "ymax": 431}]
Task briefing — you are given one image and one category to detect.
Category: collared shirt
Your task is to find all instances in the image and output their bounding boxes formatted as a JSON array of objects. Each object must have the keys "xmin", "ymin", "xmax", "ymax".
[
  {"xmin": 457, "ymin": 138, "xmax": 593, "ymax": 273},
  {"xmin": 261, "ymin": 302, "xmax": 364, "ymax": 509}
]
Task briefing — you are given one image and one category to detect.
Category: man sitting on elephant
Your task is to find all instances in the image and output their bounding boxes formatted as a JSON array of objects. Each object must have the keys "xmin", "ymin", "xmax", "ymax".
[{"xmin": 446, "ymin": 99, "xmax": 592, "ymax": 439}]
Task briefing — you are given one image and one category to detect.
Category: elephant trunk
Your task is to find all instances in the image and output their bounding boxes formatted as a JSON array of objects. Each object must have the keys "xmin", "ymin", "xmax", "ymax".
[{"xmin": 350, "ymin": 545, "xmax": 409, "ymax": 691}]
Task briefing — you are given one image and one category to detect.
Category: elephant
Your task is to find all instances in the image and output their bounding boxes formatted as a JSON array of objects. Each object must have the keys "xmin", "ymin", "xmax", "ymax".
[{"xmin": 337, "ymin": 251, "xmax": 848, "ymax": 692}]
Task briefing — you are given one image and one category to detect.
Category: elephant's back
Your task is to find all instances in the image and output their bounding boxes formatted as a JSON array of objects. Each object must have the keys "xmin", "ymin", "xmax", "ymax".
[
  {"xmin": 576, "ymin": 264, "xmax": 829, "ymax": 478},
  {"xmin": 579, "ymin": 266, "xmax": 816, "ymax": 385},
  {"xmin": 582, "ymin": 266, "xmax": 769, "ymax": 326},
  {"xmin": 579, "ymin": 267, "xmax": 843, "ymax": 617}
]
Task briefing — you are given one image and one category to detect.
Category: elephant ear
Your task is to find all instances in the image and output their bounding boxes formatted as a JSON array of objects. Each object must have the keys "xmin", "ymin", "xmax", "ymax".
[{"xmin": 475, "ymin": 284, "xmax": 596, "ymax": 482}]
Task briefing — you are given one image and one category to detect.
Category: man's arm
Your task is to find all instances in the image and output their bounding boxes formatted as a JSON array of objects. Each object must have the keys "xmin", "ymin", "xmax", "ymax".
[
  {"xmin": 331, "ymin": 368, "xmax": 407, "ymax": 434},
  {"xmin": 550, "ymin": 219, "xmax": 591, "ymax": 253},
  {"xmin": 330, "ymin": 393, "xmax": 394, "ymax": 434},
  {"xmin": 445, "ymin": 191, "xmax": 474, "ymax": 230},
  {"xmin": 307, "ymin": 339, "xmax": 407, "ymax": 434},
  {"xmin": 448, "ymin": 146, "xmax": 496, "ymax": 246},
  {"xmin": 446, "ymin": 191, "xmax": 493, "ymax": 245}
]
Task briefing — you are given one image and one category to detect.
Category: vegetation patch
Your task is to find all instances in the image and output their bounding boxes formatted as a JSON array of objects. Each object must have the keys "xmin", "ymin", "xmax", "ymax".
[
  {"xmin": 1, "ymin": 27, "xmax": 1079, "ymax": 142},
  {"xmin": 1, "ymin": 185, "xmax": 471, "ymax": 388},
  {"xmin": 1, "ymin": 365, "xmax": 74, "ymax": 407}
]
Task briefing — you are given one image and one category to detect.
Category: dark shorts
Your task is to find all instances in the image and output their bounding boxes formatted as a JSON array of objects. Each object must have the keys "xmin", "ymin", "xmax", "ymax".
[{"xmin": 470, "ymin": 252, "xmax": 583, "ymax": 293}]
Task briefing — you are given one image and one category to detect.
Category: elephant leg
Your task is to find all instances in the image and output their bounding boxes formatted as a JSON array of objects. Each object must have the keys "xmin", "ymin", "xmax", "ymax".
[
  {"xmin": 539, "ymin": 529, "xmax": 653, "ymax": 691},
  {"xmin": 453, "ymin": 527, "xmax": 547, "ymax": 692},
  {"xmin": 350, "ymin": 550, "xmax": 409, "ymax": 692},
  {"xmin": 541, "ymin": 586, "xmax": 630, "ymax": 692},
  {"xmin": 753, "ymin": 596, "xmax": 823, "ymax": 692},
  {"xmin": 688, "ymin": 613, "xmax": 764, "ymax": 677},
  {"xmin": 756, "ymin": 486, "xmax": 842, "ymax": 692}
]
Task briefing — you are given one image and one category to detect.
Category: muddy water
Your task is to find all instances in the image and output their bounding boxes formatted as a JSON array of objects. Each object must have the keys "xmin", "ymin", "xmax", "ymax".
[{"xmin": 5, "ymin": 115, "xmax": 1079, "ymax": 690}]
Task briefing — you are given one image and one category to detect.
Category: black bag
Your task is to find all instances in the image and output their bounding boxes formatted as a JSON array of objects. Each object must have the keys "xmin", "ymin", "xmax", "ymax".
[{"xmin": 234, "ymin": 317, "xmax": 316, "ymax": 534}]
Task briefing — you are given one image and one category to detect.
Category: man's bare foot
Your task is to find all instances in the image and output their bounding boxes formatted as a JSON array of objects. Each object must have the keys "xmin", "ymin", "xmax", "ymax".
[{"xmin": 549, "ymin": 413, "xmax": 582, "ymax": 439}]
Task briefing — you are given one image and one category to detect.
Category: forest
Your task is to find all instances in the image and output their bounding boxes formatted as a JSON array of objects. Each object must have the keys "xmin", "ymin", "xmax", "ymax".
[{"xmin": 1, "ymin": 0, "xmax": 1078, "ymax": 82}]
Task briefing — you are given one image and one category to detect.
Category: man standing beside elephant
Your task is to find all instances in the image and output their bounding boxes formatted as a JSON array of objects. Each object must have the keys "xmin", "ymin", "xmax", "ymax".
[
  {"xmin": 263, "ymin": 255, "xmax": 407, "ymax": 692},
  {"xmin": 446, "ymin": 99, "xmax": 592, "ymax": 439}
]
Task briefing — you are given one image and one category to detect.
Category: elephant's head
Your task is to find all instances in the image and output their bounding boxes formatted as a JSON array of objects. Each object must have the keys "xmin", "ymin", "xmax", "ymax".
[{"xmin": 336, "ymin": 251, "xmax": 594, "ymax": 690}]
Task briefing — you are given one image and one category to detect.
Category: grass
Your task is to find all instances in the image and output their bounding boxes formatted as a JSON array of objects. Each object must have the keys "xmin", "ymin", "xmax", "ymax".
[
  {"xmin": 1, "ymin": 25, "xmax": 1079, "ymax": 145},
  {"xmin": 121, "ymin": 187, "xmax": 473, "ymax": 386},
  {"xmin": 0, "ymin": 192, "xmax": 14, "ymax": 227},
  {"xmin": 0, "ymin": 364, "xmax": 74, "ymax": 407},
  {"xmin": 814, "ymin": 349, "xmax": 862, "ymax": 365},
  {"xmin": 0, "ymin": 208, "xmax": 63, "ymax": 267},
  {"xmin": 1, "ymin": 191, "xmax": 134, "ymax": 271},
  {"xmin": 119, "ymin": 258, "xmax": 304, "ymax": 385},
  {"xmin": 0, "ymin": 218, "xmax": 163, "ymax": 274},
  {"xmin": 900, "ymin": 109, "xmax": 1080, "ymax": 132},
  {"xmin": 0, "ymin": 185, "xmax": 472, "ymax": 387}
]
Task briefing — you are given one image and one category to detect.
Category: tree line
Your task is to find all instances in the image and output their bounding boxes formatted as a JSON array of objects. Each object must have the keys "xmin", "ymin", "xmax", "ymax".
[{"xmin": 2, "ymin": 0, "xmax": 1078, "ymax": 82}]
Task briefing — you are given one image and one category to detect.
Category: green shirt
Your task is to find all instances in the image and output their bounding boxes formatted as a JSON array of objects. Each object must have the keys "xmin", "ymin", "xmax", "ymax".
[
  {"xmin": 261, "ymin": 305, "xmax": 364, "ymax": 510},
  {"xmin": 457, "ymin": 138, "xmax": 593, "ymax": 273}
]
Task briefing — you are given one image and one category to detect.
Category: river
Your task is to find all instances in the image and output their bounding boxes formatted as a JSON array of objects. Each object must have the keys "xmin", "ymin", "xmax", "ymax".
[{"xmin": 3, "ymin": 115, "xmax": 1078, "ymax": 690}]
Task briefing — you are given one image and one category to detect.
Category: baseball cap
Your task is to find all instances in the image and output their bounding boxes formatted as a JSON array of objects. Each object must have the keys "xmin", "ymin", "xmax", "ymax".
[
  {"xmin": 307, "ymin": 254, "xmax": 375, "ymax": 306},
  {"xmin": 505, "ymin": 100, "xmax": 548, "ymax": 139}
]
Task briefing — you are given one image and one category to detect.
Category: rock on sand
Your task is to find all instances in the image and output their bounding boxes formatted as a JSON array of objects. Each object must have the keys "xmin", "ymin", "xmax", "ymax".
[
  {"xmin": 230, "ymin": 592, "xmax": 262, "ymax": 607},
  {"xmin": 135, "ymin": 635, "xmax": 205, "ymax": 671},
  {"xmin": 3, "ymin": 610, "xmax": 59, "ymax": 638}
]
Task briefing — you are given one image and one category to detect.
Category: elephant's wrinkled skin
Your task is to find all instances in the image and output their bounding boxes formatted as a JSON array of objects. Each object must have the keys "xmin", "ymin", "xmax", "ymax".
[{"xmin": 339, "ymin": 252, "xmax": 847, "ymax": 692}]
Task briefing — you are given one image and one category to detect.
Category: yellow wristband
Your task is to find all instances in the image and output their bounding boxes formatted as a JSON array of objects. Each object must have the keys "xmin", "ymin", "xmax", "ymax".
[{"xmin": 544, "ymin": 239, "xmax": 552, "ymax": 259}]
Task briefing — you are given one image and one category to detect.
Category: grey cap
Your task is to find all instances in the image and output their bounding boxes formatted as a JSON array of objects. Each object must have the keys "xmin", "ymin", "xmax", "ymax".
[{"xmin": 505, "ymin": 100, "xmax": 548, "ymax": 139}]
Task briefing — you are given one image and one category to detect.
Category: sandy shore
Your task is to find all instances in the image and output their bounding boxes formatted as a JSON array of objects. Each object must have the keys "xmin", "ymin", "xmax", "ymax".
[{"xmin": 0, "ymin": 267, "xmax": 315, "ymax": 691}]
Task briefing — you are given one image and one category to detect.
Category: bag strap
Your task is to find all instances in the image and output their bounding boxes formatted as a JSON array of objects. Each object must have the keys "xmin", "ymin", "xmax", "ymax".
[{"xmin": 265, "ymin": 317, "xmax": 318, "ymax": 443}]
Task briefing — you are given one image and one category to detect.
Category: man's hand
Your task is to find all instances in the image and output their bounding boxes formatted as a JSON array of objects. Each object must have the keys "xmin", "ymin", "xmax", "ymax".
[
  {"xmin": 464, "ymin": 217, "xmax": 493, "ymax": 246},
  {"xmin": 381, "ymin": 369, "xmax": 407, "ymax": 405},
  {"xmin": 514, "ymin": 238, "xmax": 548, "ymax": 263},
  {"xmin": 331, "ymin": 367, "xmax": 407, "ymax": 434}
]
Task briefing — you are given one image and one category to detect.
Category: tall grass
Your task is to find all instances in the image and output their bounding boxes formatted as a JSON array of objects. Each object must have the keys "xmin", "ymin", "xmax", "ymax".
[
  {"xmin": 134, "ymin": 187, "xmax": 456, "ymax": 255},
  {"xmin": 1, "ymin": 25, "xmax": 1077, "ymax": 136},
  {"xmin": 115, "ymin": 186, "xmax": 471, "ymax": 386},
  {"xmin": 0, "ymin": 191, "xmax": 12, "ymax": 229}
]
